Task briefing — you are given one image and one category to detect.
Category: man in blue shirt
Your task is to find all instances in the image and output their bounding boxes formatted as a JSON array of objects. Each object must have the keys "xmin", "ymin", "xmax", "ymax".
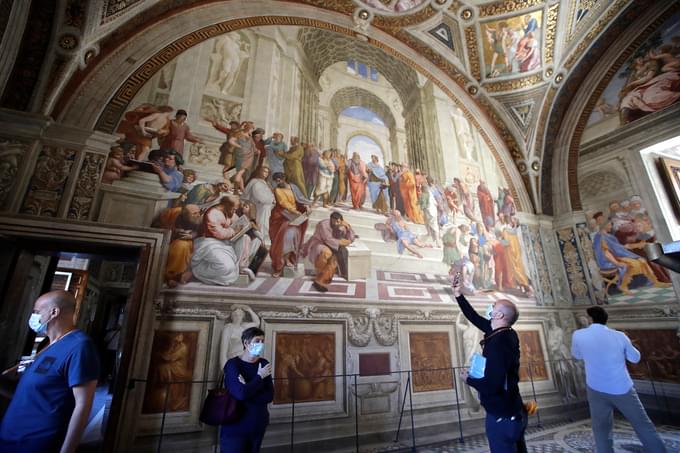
[
  {"xmin": 0, "ymin": 290, "xmax": 100, "ymax": 453},
  {"xmin": 571, "ymin": 306, "xmax": 666, "ymax": 453}
]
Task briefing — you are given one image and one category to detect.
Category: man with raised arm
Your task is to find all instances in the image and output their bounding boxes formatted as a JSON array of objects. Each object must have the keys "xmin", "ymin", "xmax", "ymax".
[{"xmin": 452, "ymin": 275, "xmax": 527, "ymax": 452}]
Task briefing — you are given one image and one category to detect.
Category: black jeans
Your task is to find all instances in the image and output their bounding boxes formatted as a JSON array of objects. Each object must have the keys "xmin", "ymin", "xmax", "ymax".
[{"xmin": 485, "ymin": 410, "xmax": 528, "ymax": 452}]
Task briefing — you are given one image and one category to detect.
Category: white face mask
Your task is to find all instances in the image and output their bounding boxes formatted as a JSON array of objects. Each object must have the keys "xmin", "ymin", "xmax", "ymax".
[
  {"xmin": 249, "ymin": 342, "xmax": 264, "ymax": 356},
  {"xmin": 28, "ymin": 313, "xmax": 48, "ymax": 335},
  {"xmin": 485, "ymin": 304, "xmax": 494, "ymax": 320}
]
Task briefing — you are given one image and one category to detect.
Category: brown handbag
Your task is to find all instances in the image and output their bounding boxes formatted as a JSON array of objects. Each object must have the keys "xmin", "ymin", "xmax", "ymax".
[{"xmin": 199, "ymin": 372, "xmax": 242, "ymax": 425}]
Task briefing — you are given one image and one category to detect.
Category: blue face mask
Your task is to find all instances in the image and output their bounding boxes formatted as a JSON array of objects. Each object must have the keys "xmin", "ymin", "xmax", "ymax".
[
  {"xmin": 249, "ymin": 342, "xmax": 264, "ymax": 356},
  {"xmin": 485, "ymin": 304, "xmax": 494, "ymax": 320},
  {"xmin": 28, "ymin": 313, "xmax": 48, "ymax": 335}
]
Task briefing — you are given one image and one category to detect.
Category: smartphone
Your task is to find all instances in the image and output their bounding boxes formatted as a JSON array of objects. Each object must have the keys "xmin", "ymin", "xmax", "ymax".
[{"xmin": 453, "ymin": 272, "xmax": 461, "ymax": 286}]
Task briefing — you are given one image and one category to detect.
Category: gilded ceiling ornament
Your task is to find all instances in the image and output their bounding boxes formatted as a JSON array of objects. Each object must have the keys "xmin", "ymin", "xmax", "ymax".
[
  {"xmin": 478, "ymin": 0, "xmax": 544, "ymax": 17},
  {"xmin": 358, "ymin": 9, "xmax": 370, "ymax": 20},
  {"xmin": 460, "ymin": 8, "xmax": 473, "ymax": 20},
  {"xmin": 543, "ymin": 3, "xmax": 559, "ymax": 65},
  {"xmin": 59, "ymin": 33, "xmax": 79, "ymax": 51},
  {"xmin": 554, "ymin": 73, "xmax": 564, "ymax": 84},
  {"xmin": 531, "ymin": 161, "xmax": 540, "ymax": 172},
  {"xmin": 464, "ymin": 26, "xmax": 481, "ymax": 80},
  {"xmin": 544, "ymin": 67, "xmax": 554, "ymax": 78},
  {"xmin": 467, "ymin": 85, "xmax": 479, "ymax": 95},
  {"xmin": 483, "ymin": 73, "xmax": 544, "ymax": 93},
  {"xmin": 84, "ymin": 49, "xmax": 96, "ymax": 64}
]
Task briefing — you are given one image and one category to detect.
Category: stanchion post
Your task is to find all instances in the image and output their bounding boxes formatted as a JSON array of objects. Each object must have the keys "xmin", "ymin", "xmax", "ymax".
[
  {"xmin": 527, "ymin": 361, "xmax": 541, "ymax": 427},
  {"xmin": 408, "ymin": 370, "xmax": 416, "ymax": 452},
  {"xmin": 452, "ymin": 366, "xmax": 464, "ymax": 443},
  {"xmin": 158, "ymin": 382, "xmax": 171, "ymax": 453},
  {"xmin": 394, "ymin": 372, "xmax": 410, "ymax": 443},
  {"xmin": 290, "ymin": 377, "xmax": 295, "ymax": 453},
  {"xmin": 354, "ymin": 374, "xmax": 359, "ymax": 453}
]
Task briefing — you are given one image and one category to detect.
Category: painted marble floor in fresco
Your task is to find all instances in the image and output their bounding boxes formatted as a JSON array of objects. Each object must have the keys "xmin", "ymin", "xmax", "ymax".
[
  {"xmin": 171, "ymin": 269, "xmax": 534, "ymax": 306},
  {"xmin": 607, "ymin": 285, "xmax": 677, "ymax": 305},
  {"xmin": 367, "ymin": 419, "xmax": 680, "ymax": 452}
]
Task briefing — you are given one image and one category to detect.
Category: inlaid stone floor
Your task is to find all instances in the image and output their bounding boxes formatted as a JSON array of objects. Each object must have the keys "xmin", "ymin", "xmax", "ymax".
[{"xmin": 368, "ymin": 419, "xmax": 680, "ymax": 452}]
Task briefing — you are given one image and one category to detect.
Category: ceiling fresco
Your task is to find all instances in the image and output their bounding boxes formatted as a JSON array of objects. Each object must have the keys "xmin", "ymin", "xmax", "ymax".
[{"xmin": 41, "ymin": 0, "xmax": 679, "ymax": 216}]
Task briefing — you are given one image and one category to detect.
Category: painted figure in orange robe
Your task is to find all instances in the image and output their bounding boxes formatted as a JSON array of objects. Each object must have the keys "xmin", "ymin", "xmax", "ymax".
[
  {"xmin": 398, "ymin": 163, "xmax": 424, "ymax": 224},
  {"xmin": 154, "ymin": 204, "xmax": 201, "ymax": 287},
  {"xmin": 347, "ymin": 152, "xmax": 367, "ymax": 209},
  {"xmin": 269, "ymin": 173, "xmax": 309, "ymax": 277}
]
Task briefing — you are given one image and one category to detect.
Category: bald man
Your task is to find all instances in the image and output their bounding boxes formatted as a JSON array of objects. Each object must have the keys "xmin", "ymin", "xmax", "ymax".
[
  {"xmin": 0, "ymin": 290, "xmax": 100, "ymax": 453},
  {"xmin": 453, "ymin": 275, "xmax": 527, "ymax": 453}
]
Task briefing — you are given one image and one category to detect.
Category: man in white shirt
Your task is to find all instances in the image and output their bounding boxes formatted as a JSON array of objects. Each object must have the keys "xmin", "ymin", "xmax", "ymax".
[{"xmin": 571, "ymin": 306, "xmax": 666, "ymax": 453}]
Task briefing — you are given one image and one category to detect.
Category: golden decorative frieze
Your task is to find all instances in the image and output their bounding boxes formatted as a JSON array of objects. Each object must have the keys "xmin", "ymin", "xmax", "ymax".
[
  {"xmin": 372, "ymin": 5, "xmax": 439, "ymax": 32},
  {"xmin": 483, "ymin": 73, "xmax": 544, "ymax": 93},
  {"xmin": 464, "ymin": 26, "xmax": 481, "ymax": 80},
  {"xmin": 478, "ymin": 0, "xmax": 545, "ymax": 18},
  {"xmin": 543, "ymin": 3, "xmax": 559, "ymax": 65}
]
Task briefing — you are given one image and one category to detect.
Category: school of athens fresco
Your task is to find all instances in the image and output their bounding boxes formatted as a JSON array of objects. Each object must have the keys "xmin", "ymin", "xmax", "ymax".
[{"xmin": 101, "ymin": 25, "xmax": 544, "ymax": 303}]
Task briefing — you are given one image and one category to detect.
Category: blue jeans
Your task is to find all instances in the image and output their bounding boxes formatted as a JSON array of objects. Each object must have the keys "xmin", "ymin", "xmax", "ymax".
[{"xmin": 485, "ymin": 410, "xmax": 528, "ymax": 452}]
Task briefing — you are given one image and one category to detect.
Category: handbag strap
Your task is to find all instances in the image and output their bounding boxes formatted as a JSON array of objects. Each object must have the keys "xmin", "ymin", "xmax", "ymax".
[{"xmin": 216, "ymin": 370, "xmax": 225, "ymax": 390}]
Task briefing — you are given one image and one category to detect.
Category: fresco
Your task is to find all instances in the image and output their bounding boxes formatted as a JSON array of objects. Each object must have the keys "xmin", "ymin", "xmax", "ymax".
[
  {"xmin": 360, "ymin": 0, "xmax": 427, "ymax": 13},
  {"xmin": 585, "ymin": 11, "xmax": 680, "ymax": 135},
  {"xmin": 517, "ymin": 330, "xmax": 548, "ymax": 382},
  {"xmin": 624, "ymin": 329, "xmax": 680, "ymax": 384},
  {"xmin": 102, "ymin": 26, "xmax": 546, "ymax": 304},
  {"xmin": 273, "ymin": 332, "xmax": 335, "ymax": 404},
  {"xmin": 142, "ymin": 330, "xmax": 198, "ymax": 413},
  {"xmin": 481, "ymin": 10, "xmax": 543, "ymax": 78},
  {"xmin": 409, "ymin": 332, "xmax": 454, "ymax": 392},
  {"xmin": 584, "ymin": 195, "xmax": 670, "ymax": 300}
]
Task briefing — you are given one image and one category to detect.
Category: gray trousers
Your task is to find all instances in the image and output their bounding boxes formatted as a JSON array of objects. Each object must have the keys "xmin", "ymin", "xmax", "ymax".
[{"xmin": 586, "ymin": 386, "xmax": 666, "ymax": 453}]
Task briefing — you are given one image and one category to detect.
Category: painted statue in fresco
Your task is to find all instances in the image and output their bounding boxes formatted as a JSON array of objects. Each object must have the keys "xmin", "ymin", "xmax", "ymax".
[
  {"xmin": 116, "ymin": 104, "xmax": 174, "ymax": 160},
  {"xmin": 207, "ymin": 33, "xmax": 250, "ymax": 95},
  {"xmin": 587, "ymin": 11, "xmax": 680, "ymax": 133},
  {"xmin": 219, "ymin": 305, "xmax": 261, "ymax": 366}
]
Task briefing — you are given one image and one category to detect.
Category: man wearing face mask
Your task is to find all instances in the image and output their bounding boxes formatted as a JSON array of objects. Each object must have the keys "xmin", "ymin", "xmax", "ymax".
[
  {"xmin": 0, "ymin": 290, "xmax": 100, "ymax": 453},
  {"xmin": 453, "ymin": 274, "xmax": 527, "ymax": 452},
  {"xmin": 222, "ymin": 326, "xmax": 274, "ymax": 452}
]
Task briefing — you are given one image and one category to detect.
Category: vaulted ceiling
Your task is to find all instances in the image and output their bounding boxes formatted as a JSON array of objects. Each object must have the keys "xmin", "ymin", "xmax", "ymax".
[{"xmin": 5, "ymin": 0, "xmax": 677, "ymax": 216}]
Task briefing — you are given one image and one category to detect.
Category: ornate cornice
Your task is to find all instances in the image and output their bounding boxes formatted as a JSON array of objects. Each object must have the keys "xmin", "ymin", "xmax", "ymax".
[{"xmin": 477, "ymin": 0, "xmax": 544, "ymax": 17}]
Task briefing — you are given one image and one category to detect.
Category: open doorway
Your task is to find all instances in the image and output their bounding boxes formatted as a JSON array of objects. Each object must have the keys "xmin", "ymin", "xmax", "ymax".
[{"xmin": 0, "ymin": 221, "xmax": 164, "ymax": 453}]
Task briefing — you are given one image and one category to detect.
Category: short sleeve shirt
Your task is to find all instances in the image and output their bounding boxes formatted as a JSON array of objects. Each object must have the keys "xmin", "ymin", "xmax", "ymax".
[{"xmin": 0, "ymin": 330, "xmax": 100, "ymax": 443}]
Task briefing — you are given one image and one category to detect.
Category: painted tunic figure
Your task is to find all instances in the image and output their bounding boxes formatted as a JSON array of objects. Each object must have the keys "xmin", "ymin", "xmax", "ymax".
[
  {"xmin": 242, "ymin": 166, "xmax": 275, "ymax": 241},
  {"xmin": 477, "ymin": 180, "xmax": 495, "ymax": 230},
  {"xmin": 154, "ymin": 204, "xmax": 201, "ymax": 287},
  {"xmin": 348, "ymin": 153, "xmax": 368, "ymax": 209},
  {"xmin": 230, "ymin": 121, "xmax": 258, "ymax": 192},
  {"xmin": 283, "ymin": 137, "xmax": 307, "ymax": 198},
  {"xmin": 264, "ymin": 133, "xmax": 287, "ymax": 183},
  {"xmin": 159, "ymin": 109, "xmax": 203, "ymax": 160},
  {"xmin": 302, "ymin": 144, "xmax": 320, "ymax": 197},
  {"xmin": 366, "ymin": 155, "xmax": 389, "ymax": 215},
  {"xmin": 303, "ymin": 212, "xmax": 356, "ymax": 292},
  {"xmin": 269, "ymin": 173, "xmax": 309, "ymax": 277},
  {"xmin": 116, "ymin": 104, "xmax": 173, "ymax": 160},
  {"xmin": 190, "ymin": 196, "xmax": 245, "ymax": 286},
  {"xmin": 398, "ymin": 163, "xmax": 424, "ymax": 224},
  {"xmin": 592, "ymin": 219, "xmax": 666, "ymax": 294},
  {"xmin": 314, "ymin": 150, "xmax": 335, "ymax": 207}
]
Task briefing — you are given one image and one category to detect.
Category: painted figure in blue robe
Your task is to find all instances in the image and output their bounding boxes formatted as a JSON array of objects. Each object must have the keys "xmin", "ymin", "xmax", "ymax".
[
  {"xmin": 592, "ymin": 220, "xmax": 665, "ymax": 294},
  {"xmin": 366, "ymin": 155, "xmax": 390, "ymax": 214}
]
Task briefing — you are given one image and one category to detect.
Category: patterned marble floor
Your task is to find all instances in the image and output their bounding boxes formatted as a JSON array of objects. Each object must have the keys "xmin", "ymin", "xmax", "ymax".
[{"xmin": 368, "ymin": 419, "xmax": 680, "ymax": 452}]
